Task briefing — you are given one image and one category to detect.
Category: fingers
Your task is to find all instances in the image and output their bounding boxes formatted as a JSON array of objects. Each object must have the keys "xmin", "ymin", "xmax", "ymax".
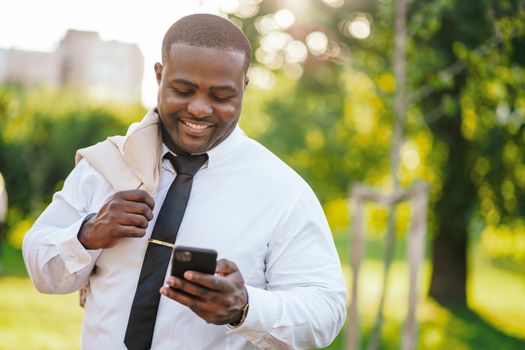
[
  {"xmin": 123, "ymin": 202, "xmax": 154, "ymax": 221},
  {"xmin": 184, "ymin": 270, "xmax": 232, "ymax": 291},
  {"xmin": 116, "ymin": 212, "xmax": 149, "ymax": 228},
  {"xmin": 108, "ymin": 192, "xmax": 154, "ymax": 221},
  {"xmin": 81, "ymin": 190, "xmax": 155, "ymax": 249},
  {"xmin": 165, "ymin": 276, "xmax": 212, "ymax": 299},
  {"xmin": 160, "ymin": 285, "xmax": 204, "ymax": 312},
  {"xmin": 118, "ymin": 223, "xmax": 147, "ymax": 238},
  {"xmin": 161, "ymin": 260, "xmax": 248, "ymax": 325},
  {"xmin": 119, "ymin": 190, "xmax": 155, "ymax": 209},
  {"xmin": 181, "ymin": 259, "xmax": 242, "ymax": 292},
  {"xmin": 160, "ymin": 278, "xmax": 238, "ymax": 325},
  {"xmin": 97, "ymin": 204, "xmax": 152, "ymax": 228}
]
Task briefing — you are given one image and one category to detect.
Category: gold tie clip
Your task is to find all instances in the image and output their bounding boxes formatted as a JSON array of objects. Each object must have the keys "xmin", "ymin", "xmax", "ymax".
[{"xmin": 148, "ymin": 239, "xmax": 175, "ymax": 249}]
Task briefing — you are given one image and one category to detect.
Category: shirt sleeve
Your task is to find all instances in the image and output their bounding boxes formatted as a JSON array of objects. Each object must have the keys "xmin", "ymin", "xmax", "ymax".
[
  {"xmin": 22, "ymin": 159, "xmax": 110, "ymax": 294},
  {"xmin": 229, "ymin": 186, "xmax": 348, "ymax": 349}
]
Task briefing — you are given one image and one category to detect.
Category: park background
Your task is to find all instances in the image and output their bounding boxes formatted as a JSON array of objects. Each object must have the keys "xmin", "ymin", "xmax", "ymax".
[{"xmin": 0, "ymin": 0, "xmax": 524, "ymax": 349}]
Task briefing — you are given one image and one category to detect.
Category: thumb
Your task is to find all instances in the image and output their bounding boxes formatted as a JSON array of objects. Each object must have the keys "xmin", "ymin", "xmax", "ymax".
[{"xmin": 215, "ymin": 258, "xmax": 238, "ymax": 276}]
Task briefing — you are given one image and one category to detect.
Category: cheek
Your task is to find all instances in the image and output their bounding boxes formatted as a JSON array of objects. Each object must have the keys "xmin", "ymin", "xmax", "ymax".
[
  {"xmin": 216, "ymin": 104, "xmax": 238, "ymax": 119},
  {"xmin": 163, "ymin": 95, "xmax": 183, "ymax": 106},
  {"xmin": 160, "ymin": 89, "xmax": 185, "ymax": 107}
]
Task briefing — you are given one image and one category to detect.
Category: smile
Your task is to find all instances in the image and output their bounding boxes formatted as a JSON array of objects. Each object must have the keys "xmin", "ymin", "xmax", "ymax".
[{"xmin": 181, "ymin": 120, "xmax": 212, "ymax": 130}]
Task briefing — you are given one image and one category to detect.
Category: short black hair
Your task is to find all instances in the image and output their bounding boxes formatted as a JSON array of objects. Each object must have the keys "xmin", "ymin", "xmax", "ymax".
[{"xmin": 162, "ymin": 13, "xmax": 252, "ymax": 72}]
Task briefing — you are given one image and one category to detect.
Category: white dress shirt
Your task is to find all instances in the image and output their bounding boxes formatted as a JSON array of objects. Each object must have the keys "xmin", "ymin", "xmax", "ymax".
[{"xmin": 23, "ymin": 126, "xmax": 347, "ymax": 349}]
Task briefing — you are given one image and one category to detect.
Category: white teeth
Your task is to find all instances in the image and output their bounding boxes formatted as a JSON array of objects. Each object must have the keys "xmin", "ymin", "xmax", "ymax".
[{"xmin": 183, "ymin": 120, "xmax": 210, "ymax": 130}]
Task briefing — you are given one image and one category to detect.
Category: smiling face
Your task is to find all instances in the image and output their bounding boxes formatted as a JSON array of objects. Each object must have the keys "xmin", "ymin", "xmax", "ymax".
[{"xmin": 155, "ymin": 44, "xmax": 248, "ymax": 154}]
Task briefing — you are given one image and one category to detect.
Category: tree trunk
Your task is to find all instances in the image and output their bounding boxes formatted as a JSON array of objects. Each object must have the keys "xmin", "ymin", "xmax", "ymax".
[
  {"xmin": 429, "ymin": 230, "xmax": 467, "ymax": 305},
  {"xmin": 428, "ymin": 113, "xmax": 473, "ymax": 306},
  {"xmin": 415, "ymin": 0, "xmax": 499, "ymax": 307}
]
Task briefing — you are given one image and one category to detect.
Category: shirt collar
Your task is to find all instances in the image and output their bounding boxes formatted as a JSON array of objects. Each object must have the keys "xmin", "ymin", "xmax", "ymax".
[{"xmin": 161, "ymin": 125, "xmax": 244, "ymax": 172}]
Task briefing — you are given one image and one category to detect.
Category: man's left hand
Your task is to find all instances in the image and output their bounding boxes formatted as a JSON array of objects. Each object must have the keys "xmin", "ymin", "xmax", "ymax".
[{"xmin": 160, "ymin": 258, "xmax": 248, "ymax": 325}]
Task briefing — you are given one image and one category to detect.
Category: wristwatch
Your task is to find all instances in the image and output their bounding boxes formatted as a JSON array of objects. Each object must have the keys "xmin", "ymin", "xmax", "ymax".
[{"xmin": 228, "ymin": 303, "xmax": 249, "ymax": 328}]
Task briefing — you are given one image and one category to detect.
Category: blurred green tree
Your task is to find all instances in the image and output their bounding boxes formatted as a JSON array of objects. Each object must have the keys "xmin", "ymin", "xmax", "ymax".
[
  {"xmin": 0, "ymin": 85, "xmax": 145, "ymax": 245},
  {"xmin": 409, "ymin": 0, "xmax": 525, "ymax": 305},
  {"xmin": 233, "ymin": 0, "xmax": 525, "ymax": 307}
]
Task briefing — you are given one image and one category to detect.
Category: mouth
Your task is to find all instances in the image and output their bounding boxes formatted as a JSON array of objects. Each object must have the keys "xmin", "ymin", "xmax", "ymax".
[{"xmin": 180, "ymin": 119, "xmax": 213, "ymax": 130}]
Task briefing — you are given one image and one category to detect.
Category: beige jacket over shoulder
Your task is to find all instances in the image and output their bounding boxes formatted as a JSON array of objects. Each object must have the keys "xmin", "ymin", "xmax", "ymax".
[
  {"xmin": 75, "ymin": 108, "xmax": 164, "ymax": 196},
  {"xmin": 75, "ymin": 108, "xmax": 164, "ymax": 307}
]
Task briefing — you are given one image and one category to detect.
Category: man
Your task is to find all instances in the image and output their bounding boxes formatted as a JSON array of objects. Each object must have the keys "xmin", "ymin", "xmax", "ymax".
[{"xmin": 23, "ymin": 14, "xmax": 346, "ymax": 349}]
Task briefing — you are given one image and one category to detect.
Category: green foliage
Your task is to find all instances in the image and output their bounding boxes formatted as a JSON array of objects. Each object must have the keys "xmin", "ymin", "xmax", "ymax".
[
  {"xmin": 236, "ymin": 0, "xmax": 525, "ymax": 266},
  {"xmin": 239, "ymin": 0, "xmax": 442, "ymax": 236},
  {"xmin": 0, "ymin": 85, "xmax": 146, "ymax": 247},
  {"xmin": 410, "ymin": 0, "xmax": 525, "ymax": 262},
  {"xmin": 237, "ymin": 0, "xmax": 525, "ymax": 302}
]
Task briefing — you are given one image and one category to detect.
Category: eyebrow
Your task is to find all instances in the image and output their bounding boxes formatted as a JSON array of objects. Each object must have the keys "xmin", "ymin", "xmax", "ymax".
[
  {"xmin": 210, "ymin": 85, "xmax": 237, "ymax": 94},
  {"xmin": 170, "ymin": 79, "xmax": 198, "ymax": 89},
  {"xmin": 170, "ymin": 79, "xmax": 238, "ymax": 94}
]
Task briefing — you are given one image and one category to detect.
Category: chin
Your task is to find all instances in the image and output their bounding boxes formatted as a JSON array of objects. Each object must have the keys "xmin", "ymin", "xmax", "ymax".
[{"xmin": 178, "ymin": 142, "xmax": 210, "ymax": 155}]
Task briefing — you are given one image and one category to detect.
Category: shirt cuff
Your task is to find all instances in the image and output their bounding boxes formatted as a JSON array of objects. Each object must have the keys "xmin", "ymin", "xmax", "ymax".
[
  {"xmin": 226, "ymin": 285, "xmax": 284, "ymax": 339},
  {"xmin": 53, "ymin": 215, "xmax": 101, "ymax": 274}
]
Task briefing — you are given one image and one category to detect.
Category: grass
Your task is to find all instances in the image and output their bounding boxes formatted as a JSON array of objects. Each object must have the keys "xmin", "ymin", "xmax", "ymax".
[
  {"xmin": 0, "ymin": 244, "xmax": 82, "ymax": 350},
  {"xmin": 0, "ymin": 276, "xmax": 82, "ymax": 350},
  {"xmin": 322, "ymin": 234, "xmax": 525, "ymax": 350},
  {"xmin": 1, "ymin": 236, "xmax": 524, "ymax": 350}
]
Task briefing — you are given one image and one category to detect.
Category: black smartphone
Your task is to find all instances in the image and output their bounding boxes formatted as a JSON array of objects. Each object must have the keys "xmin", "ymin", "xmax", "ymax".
[{"xmin": 171, "ymin": 245, "xmax": 217, "ymax": 279}]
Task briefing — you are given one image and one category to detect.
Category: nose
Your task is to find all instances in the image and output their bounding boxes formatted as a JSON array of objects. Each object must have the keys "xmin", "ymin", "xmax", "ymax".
[{"xmin": 187, "ymin": 99, "xmax": 212, "ymax": 118}]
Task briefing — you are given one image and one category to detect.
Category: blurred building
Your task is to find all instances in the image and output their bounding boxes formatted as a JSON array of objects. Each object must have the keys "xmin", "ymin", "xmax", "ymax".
[{"xmin": 0, "ymin": 30, "xmax": 143, "ymax": 103}]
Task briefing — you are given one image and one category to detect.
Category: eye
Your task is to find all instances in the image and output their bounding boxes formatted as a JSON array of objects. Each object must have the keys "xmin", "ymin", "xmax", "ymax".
[
  {"xmin": 211, "ymin": 94, "xmax": 233, "ymax": 102},
  {"xmin": 171, "ymin": 87, "xmax": 193, "ymax": 96}
]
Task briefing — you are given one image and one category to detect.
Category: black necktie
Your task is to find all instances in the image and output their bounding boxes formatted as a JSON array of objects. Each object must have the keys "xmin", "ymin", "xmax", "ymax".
[{"xmin": 124, "ymin": 152, "xmax": 208, "ymax": 350}]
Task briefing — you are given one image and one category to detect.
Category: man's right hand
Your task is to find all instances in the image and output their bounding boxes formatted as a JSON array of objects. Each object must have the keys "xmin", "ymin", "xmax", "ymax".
[{"xmin": 78, "ymin": 190, "xmax": 155, "ymax": 249}]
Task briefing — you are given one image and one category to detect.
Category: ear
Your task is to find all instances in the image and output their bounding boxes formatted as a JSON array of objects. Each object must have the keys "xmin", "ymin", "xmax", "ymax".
[
  {"xmin": 244, "ymin": 75, "xmax": 249, "ymax": 89},
  {"xmin": 154, "ymin": 63, "xmax": 163, "ymax": 85}
]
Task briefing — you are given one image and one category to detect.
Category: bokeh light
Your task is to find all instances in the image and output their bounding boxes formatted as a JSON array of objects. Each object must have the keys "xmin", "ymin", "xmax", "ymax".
[
  {"xmin": 401, "ymin": 142, "xmax": 421, "ymax": 170},
  {"xmin": 348, "ymin": 15, "xmax": 371, "ymax": 39},
  {"xmin": 255, "ymin": 47, "xmax": 284, "ymax": 69},
  {"xmin": 248, "ymin": 66, "xmax": 276, "ymax": 89},
  {"xmin": 321, "ymin": 0, "xmax": 344, "ymax": 8},
  {"xmin": 219, "ymin": 0, "xmax": 241, "ymax": 14},
  {"xmin": 274, "ymin": 9, "xmax": 296, "ymax": 30},
  {"xmin": 306, "ymin": 31, "xmax": 329, "ymax": 55},
  {"xmin": 255, "ymin": 14, "xmax": 278, "ymax": 34},
  {"xmin": 285, "ymin": 40, "xmax": 308, "ymax": 64},
  {"xmin": 260, "ymin": 31, "xmax": 293, "ymax": 52},
  {"xmin": 235, "ymin": 2, "xmax": 260, "ymax": 18}
]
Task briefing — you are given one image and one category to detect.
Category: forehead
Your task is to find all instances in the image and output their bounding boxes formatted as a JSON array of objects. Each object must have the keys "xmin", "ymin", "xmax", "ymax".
[{"xmin": 164, "ymin": 44, "xmax": 246, "ymax": 84}]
